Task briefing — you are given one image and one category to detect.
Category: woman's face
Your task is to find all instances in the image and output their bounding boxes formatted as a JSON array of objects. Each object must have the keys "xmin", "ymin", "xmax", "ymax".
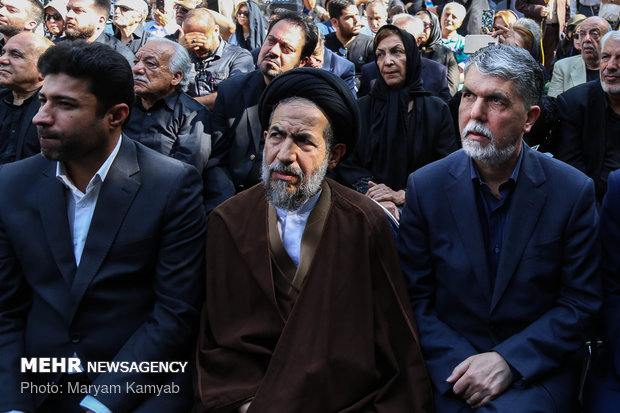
[
  {"xmin": 376, "ymin": 33, "xmax": 407, "ymax": 89},
  {"xmin": 236, "ymin": 5, "xmax": 249, "ymax": 26},
  {"xmin": 416, "ymin": 12, "xmax": 432, "ymax": 45}
]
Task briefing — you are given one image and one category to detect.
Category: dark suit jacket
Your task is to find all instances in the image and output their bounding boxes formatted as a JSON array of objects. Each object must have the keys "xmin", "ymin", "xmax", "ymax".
[
  {"xmin": 204, "ymin": 69, "xmax": 266, "ymax": 213},
  {"xmin": 397, "ymin": 145, "xmax": 602, "ymax": 411},
  {"xmin": 0, "ymin": 137, "xmax": 206, "ymax": 412},
  {"xmin": 0, "ymin": 88, "xmax": 41, "ymax": 163},
  {"xmin": 322, "ymin": 47, "xmax": 357, "ymax": 98},
  {"xmin": 555, "ymin": 80, "xmax": 610, "ymax": 201},
  {"xmin": 357, "ymin": 59, "xmax": 451, "ymax": 102}
]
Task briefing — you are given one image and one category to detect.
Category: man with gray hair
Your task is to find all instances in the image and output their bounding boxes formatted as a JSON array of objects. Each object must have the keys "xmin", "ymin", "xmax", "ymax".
[
  {"xmin": 126, "ymin": 37, "xmax": 210, "ymax": 174},
  {"xmin": 112, "ymin": 0, "xmax": 151, "ymax": 53},
  {"xmin": 555, "ymin": 30, "xmax": 620, "ymax": 203},
  {"xmin": 398, "ymin": 44, "xmax": 601, "ymax": 412}
]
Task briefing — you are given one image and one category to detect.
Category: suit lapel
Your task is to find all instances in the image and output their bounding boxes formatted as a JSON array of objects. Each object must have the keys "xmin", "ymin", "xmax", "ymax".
[
  {"xmin": 69, "ymin": 138, "xmax": 141, "ymax": 314},
  {"xmin": 491, "ymin": 146, "xmax": 546, "ymax": 311},
  {"xmin": 572, "ymin": 58, "xmax": 586, "ymax": 89},
  {"xmin": 37, "ymin": 163, "xmax": 77, "ymax": 287},
  {"xmin": 446, "ymin": 153, "xmax": 493, "ymax": 301}
]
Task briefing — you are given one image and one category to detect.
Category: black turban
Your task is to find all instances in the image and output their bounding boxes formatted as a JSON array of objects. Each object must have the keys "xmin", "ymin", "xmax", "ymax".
[{"xmin": 258, "ymin": 67, "xmax": 360, "ymax": 157}]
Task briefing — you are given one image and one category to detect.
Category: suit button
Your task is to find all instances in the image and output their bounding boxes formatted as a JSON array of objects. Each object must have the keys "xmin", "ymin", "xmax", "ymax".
[
  {"xmin": 70, "ymin": 333, "xmax": 81, "ymax": 344},
  {"xmin": 249, "ymin": 154, "xmax": 256, "ymax": 160}
]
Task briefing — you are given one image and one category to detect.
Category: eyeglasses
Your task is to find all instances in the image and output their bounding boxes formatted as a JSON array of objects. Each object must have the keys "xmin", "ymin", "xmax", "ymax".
[
  {"xmin": 45, "ymin": 13, "xmax": 63, "ymax": 21},
  {"xmin": 236, "ymin": 10, "xmax": 249, "ymax": 17},
  {"xmin": 174, "ymin": 4, "xmax": 189, "ymax": 13},
  {"xmin": 422, "ymin": 22, "xmax": 431, "ymax": 29},
  {"xmin": 114, "ymin": 5, "xmax": 134, "ymax": 12},
  {"xmin": 576, "ymin": 28, "xmax": 601, "ymax": 40}
]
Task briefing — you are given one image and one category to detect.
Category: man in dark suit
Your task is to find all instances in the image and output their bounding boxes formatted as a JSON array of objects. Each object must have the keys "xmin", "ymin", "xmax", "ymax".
[
  {"xmin": 554, "ymin": 30, "xmax": 620, "ymax": 203},
  {"xmin": 398, "ymin": 44, "xmax": 602, "ymax": 412},
  {"xmin": 204, "ymin": 11, "xmax": 318, "ymax": 213},
  {"xmin": 0, "ymin": 41, "xmax": 206, "ymax": 413},
  {"xmin": 0, "ymin": 32, "xmax": 52, "ymax": 164}
]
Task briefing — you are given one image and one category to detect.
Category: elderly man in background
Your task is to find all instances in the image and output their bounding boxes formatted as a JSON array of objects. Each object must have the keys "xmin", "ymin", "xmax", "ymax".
[
  {"xmin": 144, "ymin": 0, "xmax": 180, "ymax": 37},
  {"xmin": 126, "ymin": 37, "xmax": 210, "ymax": 175},
  {"xmin": 360, "ymin": 0, "xmax": 387, "ymax": 37},
  {"xmin": 0, "ymin": 33, "xmax": 53, "ymax": 164},
  {"xmin": 180, "ymin": 7, "xmax": 254, "ymax": 110},
  {"xmin": 555, "ymin": 30, "xmax": 620, "ymax": 203},
  {"xmin": 112, "ymin": 0, "xmax": 151, "ymax": 53},
  {"xmin": 548, "ymin": 16, "xmax": 611, "ymax": 97},
  {"xmin": 195, "ymin": 67, "xmax": 433, "ymax": 413}
]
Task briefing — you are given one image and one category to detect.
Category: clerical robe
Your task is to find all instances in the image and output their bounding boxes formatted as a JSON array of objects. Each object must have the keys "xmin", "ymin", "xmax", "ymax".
[{"xmin": 195, "ymin": 178, "xmax": 433, "ymax": 413}]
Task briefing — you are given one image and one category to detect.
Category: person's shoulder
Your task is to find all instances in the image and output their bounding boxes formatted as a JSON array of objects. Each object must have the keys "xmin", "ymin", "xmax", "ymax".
[
  {"xmin": 217, "ymin": 69, "xmax": 262, "ymax": 93},
  {"xmin": 327, "ymin": 178, "xmax": 390, "ymax": 220},
  {"xmin": 210, "ymin": 183, "xmax": 266, "ymax": 225},
  {"xmin": 555, "ymin": 54, "xmax": 582, "ymax": 68},
  {"xmin": 0, "ymin": 153, "xmax": 49, "ymax": 182},
  {"xmin": 558, "ymin": 79, "xmax": 601, "ymax": 102},
  {"xmin": 176, "ymin": 91, "xmax": 209, "ymax": 112},
  {"xmin": 526, "ymin": 145, "xmax": 591, "ymax": 186},
  {"xmin": 222, "ymin": 41, "xmax": 253, "ymax": 58},
  {"xmin": 130, "ymin": 137, "xmax": 191, "ymax": 177}
]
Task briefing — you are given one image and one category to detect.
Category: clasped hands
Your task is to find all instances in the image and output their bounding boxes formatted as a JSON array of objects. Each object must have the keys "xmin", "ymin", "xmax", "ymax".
[{"xmin": 447, "ymin": 351, "xmax": 513, "ymax": 409}]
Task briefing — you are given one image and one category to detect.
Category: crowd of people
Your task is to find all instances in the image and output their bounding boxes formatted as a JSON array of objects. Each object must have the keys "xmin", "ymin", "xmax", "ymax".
[{"xmin": 0, "ymin": 0, "xmax": 620, "ymax": 412}]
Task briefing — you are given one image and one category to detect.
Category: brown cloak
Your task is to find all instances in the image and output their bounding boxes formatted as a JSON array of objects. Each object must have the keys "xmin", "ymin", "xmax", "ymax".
[{"xmin": 195, "ymin": 179, "xmax": 433, "ymax": 412}]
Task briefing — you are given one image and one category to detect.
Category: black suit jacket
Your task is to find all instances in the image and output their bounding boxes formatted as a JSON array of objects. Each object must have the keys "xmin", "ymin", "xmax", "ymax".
[
  {"xmin": 555, "ymin": 80, "xmax": 611, "ymax": 201},
  {"xmin": 357, "ymin": 59, "xmax": 451, "ymax": 102},
  {"xmin": 204, "ymin": 69, "xmax": 266, "ymax": 213},
  {"xmin": 0, "ymin": 88, "xmax": 41, "ymax": 163},
  {"xmin": 0, "ymin": 137, "xmax": 206, "ymax": 412}
]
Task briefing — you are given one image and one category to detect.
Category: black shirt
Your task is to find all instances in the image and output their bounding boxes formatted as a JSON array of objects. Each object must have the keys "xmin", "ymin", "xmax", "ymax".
[
  {"xmin": 187, "ymin": 39, "xmax": 255, "ymax": 97},
  {"xmin": 0, "ymin": 92, "xmax": 37, "ymax": 164},
  {"xmin": 113, "ymin": 25, "xmax": 152, "ymax": 54},
  {"xmin": 124, "ymin": 90, "xmax": 211, "ymax": 172}
]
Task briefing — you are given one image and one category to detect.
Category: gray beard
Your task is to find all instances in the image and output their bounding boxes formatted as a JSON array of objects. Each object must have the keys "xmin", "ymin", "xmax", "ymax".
[
  {"xmin": 601, "ymin": 71, "xmax": 620, "ymax": 94},
  {"xmin": 460, "ymin": 120, "xmax": 518, "ymax": 167},
  {"xmin": 261, "ymin": 156, "xmax": 328, "ymax": 211}
]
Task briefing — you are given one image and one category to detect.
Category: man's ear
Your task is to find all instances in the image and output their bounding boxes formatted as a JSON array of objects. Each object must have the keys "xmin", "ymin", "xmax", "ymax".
[
  {"xmin": 24, "ymin": 19, "xmax": 37, "ymax": 31},
  {"xmin": 107, "ymin": 103, "xmax": 130, "ymax": 129},
  {"xmin": 171, "ymin": 72, "xmax": 183, "ymax": 86},
  {"xmin": 330, "ymin": 17, "xmax": 338, "ymax": 29},
  {"xmin": 522, "ymin": 105, "xmax": 541, "ymax": 134},
  {"xmin": 327, "ymin": 143, "xmax": 346, "ymax": 170}
]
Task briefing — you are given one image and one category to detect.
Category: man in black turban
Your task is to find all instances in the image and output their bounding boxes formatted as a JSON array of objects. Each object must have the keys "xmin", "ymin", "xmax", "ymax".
[{"xmin": 194, "ymin": 67, "xmax": 434, "ymax": 413}]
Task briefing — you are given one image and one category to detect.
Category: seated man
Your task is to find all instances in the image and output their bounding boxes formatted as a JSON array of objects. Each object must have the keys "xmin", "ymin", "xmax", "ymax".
[
  {"xmin": 398, "ymin": 44, "xmax": 601, "ymax": 412},
  {"xmin": 554, "ymin": 30, "xmax": 620, "ymax": 202},
  {"xmin": 195, "ymin": 68, "xmax": 433, "ymax": 413},
  {"xmin": 180, "ymin": 8, "xmax": 254, "ymax": 110},
  {"xmin": 548, "ymin": 16, "xmax": 611, "ymax": 97},
  {"xmin": 127, "ymin": 38, "xmax": 210, "ymax": 174},
  {"xmin": 0, "ymin": 33, "xmax": 53, "ymax": 164}
]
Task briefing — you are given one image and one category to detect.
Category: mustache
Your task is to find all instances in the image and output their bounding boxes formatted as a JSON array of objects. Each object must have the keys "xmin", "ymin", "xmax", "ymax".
[
  {"xmin": 603, "ymin": 69, "xmax": 620, "ymax": 76},
  {"xmin": 133, "ymin": 75, "xmax": 148, "ymax": 83},
  {"xmin": 461, "ymin": 120, "xmax": 495, "ymax": 141},
  {"xmin": 269, "ymin": 162, "xmax": 304, "ymax": 179}
]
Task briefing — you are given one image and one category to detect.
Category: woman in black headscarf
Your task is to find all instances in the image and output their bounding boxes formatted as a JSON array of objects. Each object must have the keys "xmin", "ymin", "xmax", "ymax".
[
  {"xmin": 415, "ymin": 9, "xmax": 460, "ymax": 96},
  {"xmin": 337, "ymin": 25, "xmax": 458, "ymax": 220},
  {"xmin": 230, "ymin": 0, "xmax": 266, "ymax": 51}
]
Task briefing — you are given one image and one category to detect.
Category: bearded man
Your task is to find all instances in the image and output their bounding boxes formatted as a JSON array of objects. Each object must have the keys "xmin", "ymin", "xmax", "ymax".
[
  {"xmin": 195, "ymin": 68, "xmax": 433, "ymax": 413},
  {"xmin": 397, "ymin": 44, "xmax": 602, "ymax": 413}
]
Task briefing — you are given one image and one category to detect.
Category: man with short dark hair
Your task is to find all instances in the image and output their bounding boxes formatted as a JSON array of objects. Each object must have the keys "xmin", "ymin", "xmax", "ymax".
[
  {"xmin": 0, "ymin": 0, "xmax": 44, "ymax": 47},
  {"xmin": 0, "ymin": 41, "xmax": 205, "ymax": 413},
  {"xmin": 398, "ymin": 44, "xmax": 601, "ymax": 412},
  {"xmin": 0, "ymin": 32, "xmax": 52, "ymax": 164},
  {"xmin": 180, "ymin": 7, "xmax": 254, "ymax": 110},
  {"xmin": 127, "ymin": 38, "xmax": 210, "ymax": 173},
  {"xmin": 555, "ymin": 30, "xmax": 620, "ymax": 203},
  {"xmin": 204, "ymin": 11, "xmax": 318, "ymax": 212},
  {"xmin": 324, "ymin": 0, "xmax": 374, "ymax": 85},
  {"xmin": 196, "ymin": 67, "xmax": 433, "ymax": 413},
  {"xmin": 64, "ymin": 0, "xmax": 134, "ymax": 63},
  {"xmin": 112, "ymin": 0, "xmax": 151, "ymax": 53}
]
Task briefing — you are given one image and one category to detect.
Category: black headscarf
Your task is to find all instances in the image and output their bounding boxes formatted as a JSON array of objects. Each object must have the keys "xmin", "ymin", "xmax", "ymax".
[
  {"xmin": 258, "ymin": 68, "xmax": 360, "ymax": 157},
  {"xmin": 416, "ymin": 9, "xmax": 442, "ymax": 49},
  {"xmin": 234, "ymin": 0, "xmax": 266, "ymax": 51},
  {"xmin": 338, "ymin": 25, "xmax": 457, "ymax": 192}
]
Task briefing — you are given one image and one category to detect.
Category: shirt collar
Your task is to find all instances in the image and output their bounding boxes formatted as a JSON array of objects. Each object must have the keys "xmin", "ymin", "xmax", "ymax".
[
  {"xmin": 470, "ymin": 144, "xmax": 524, "ymax": 184},
  {"xmin": 56, "ymin": 135, "xmax": 123, "ymax": 195}
]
